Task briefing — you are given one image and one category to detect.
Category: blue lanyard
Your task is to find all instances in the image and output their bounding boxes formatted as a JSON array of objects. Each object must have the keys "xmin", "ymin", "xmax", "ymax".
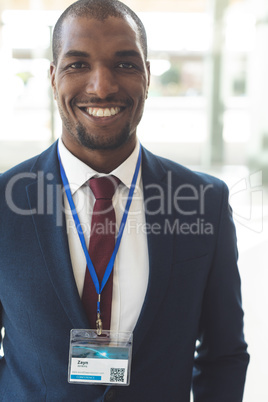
[{"xmin": 57, "ymin": 142, "xmax": 142, "ymax": 309}]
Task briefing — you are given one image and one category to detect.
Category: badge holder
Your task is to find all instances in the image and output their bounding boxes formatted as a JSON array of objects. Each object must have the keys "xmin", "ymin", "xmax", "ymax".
[{"xmin": 68, "ymin": 329, "xmax": 133, "ymax": 386}]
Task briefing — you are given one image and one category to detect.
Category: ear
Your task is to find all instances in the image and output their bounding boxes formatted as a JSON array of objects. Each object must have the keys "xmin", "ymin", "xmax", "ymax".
[
  {"xmin": 50, "ymin": 62, "xmax": 57, "ymax": 100},
  {"xmin": 146, "ymin": 61, "xmax": 151, "ymax": 99}
]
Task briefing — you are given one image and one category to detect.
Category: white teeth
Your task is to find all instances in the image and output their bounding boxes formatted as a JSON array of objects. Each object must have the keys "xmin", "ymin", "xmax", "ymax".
[
  {"xmin": 86, "ymin": 107, "xmax": 121, "ymax": 117},
  {"xmin": 104, "ymin": 108, "xmax": 111, "ymax": 117}
]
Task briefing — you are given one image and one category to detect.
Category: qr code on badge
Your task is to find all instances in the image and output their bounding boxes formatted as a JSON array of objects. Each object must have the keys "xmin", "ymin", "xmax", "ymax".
[{"xmin": 110, "ymin": 368, "xmax": 125, "ymax": 383}]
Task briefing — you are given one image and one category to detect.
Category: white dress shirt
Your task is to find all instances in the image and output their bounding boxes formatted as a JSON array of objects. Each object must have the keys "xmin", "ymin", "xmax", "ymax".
[{"xmin": 58, "ymin": 139, "xmax": 149, "ymax": 333}]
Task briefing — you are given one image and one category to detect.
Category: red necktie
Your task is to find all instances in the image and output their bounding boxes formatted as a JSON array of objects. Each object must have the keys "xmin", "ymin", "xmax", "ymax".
[{"xmin": 82, "ymin": 176, "xmax": 120, "ymax": 330}]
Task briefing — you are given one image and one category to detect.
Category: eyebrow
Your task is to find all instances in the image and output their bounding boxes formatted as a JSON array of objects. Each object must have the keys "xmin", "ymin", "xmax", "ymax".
[
  {"xmin": 62, "ymin": 49, "xmax": 142, "ymax": 60},
  {"xmin": 62, "ymin": 50, "xmax": 90, "ymax": 59},
  {"xmin": 115, "ymin": 50, "xmax": 142, "ymax": 59}
]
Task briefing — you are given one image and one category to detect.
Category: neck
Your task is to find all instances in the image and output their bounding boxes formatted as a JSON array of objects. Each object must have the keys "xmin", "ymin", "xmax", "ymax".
[{"xmin": 61, "ymin": 136, "xmax": 137, "ymax": 173}]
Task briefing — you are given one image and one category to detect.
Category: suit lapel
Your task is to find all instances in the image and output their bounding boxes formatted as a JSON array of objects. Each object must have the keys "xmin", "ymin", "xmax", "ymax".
[
  {"xmin": 133, "ymin": 147, "xmax": 175, "ymax": 355},
  {"xmin": 26, "ymin": 142, "xmax": 88, "ymax": 329}
]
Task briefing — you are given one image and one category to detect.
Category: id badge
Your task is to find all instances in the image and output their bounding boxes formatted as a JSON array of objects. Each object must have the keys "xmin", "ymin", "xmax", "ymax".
[{"xmin": 68, "ymin": 329, "xmax": 133, "ymax": 386}]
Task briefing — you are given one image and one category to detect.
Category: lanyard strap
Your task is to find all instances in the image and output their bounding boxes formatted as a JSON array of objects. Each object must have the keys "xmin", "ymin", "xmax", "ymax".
[{"xmin": 57, "ymin": 142, "xmax": 142, "ymax": 297}]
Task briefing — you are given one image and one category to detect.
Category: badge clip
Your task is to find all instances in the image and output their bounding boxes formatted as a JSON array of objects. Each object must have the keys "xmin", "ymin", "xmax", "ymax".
[
  {"xmin": 96, "ymin": 294, "xmax": 102, "ymax": 335},
  {"xmin": 96, "ymin": 312, "xmax": 103, "ymax": 336}
]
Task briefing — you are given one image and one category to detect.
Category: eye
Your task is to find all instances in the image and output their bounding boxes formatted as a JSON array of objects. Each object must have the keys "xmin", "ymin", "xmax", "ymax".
[
  {"xmin": 118, "ymin": 63, "xmax": 135, "ymax": 69},
  {"xmin": 69, "ymin": 62, "xmax": 88, "ymax": 69}
]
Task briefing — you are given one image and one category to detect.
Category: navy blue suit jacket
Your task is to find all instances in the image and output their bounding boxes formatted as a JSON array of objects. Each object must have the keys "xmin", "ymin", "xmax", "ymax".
[{"xmin": 0, "ymin": 142, "xmax": 249, "ymax": 401}]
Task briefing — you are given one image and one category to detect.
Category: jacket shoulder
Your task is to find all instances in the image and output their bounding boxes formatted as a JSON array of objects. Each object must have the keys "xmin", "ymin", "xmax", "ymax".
[
  {"xmin": 142, "ymin": 146, "xmax": 227, "ymax": 193},
  {"xmin": 0, "ymin": 142, "xmax": 58, "ymax": 185}
]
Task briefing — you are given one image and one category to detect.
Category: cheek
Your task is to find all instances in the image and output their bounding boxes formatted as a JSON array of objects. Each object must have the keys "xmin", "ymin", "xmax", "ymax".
[
  {"xmin": 131, "ymin": 97, "xmax": 146, "ymax": 127},
  {"xmin": 55, "ymin": 85, "xmax": 75, "ymax": 112},
  {"xmin": 134, "ymin": 89, "xmax": 147, "ymax": 112},
  {"xmin": 131, "ymin": 82, "xmax": 147, "ymax": 105},
  {"xmin": 55, "ymin": 76, "xmax": 79, "ymax": 101}
]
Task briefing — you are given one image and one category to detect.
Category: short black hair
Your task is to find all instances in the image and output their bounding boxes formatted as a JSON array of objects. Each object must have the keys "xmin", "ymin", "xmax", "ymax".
[{"xmin": 52, "ymin": 0, "xmax": 148, "ymax": 65}]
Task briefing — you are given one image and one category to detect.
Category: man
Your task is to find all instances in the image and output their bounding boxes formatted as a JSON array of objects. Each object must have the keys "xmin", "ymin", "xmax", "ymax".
[{"xmin": 0, "ymin": 0, "xmax": 249, "ymax": 401}]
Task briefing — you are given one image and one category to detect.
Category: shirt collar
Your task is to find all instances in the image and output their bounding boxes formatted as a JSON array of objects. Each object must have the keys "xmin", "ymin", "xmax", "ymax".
[{"xmin": 58, "ymin": 138, "xmax": 141, "ymax": 195}]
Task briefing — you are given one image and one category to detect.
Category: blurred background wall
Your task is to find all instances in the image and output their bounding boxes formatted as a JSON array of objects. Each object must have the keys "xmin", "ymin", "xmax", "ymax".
[{"xmin": 0, "ymin": 1, "xmax": 267, "ymax": 400}]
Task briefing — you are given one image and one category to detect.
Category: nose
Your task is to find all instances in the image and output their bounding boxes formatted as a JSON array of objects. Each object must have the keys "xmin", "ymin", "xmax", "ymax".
[{"xmin": 86, "ymin": 66, "xmax": 119, "ymax": 99}]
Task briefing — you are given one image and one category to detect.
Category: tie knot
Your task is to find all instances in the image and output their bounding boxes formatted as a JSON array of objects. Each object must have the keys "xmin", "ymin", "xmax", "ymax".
[{"xmin": 89, "ymin": 176, "xmax": 120, "ymax": 200}]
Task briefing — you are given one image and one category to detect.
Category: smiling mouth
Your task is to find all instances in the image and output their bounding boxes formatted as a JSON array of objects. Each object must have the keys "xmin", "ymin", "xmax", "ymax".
[{"xmin": 83, "ymin": 106, "xmax": 122, "ymax": 117}]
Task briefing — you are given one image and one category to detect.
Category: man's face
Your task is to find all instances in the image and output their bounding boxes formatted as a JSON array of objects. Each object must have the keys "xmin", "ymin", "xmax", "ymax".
[{"xmin": 50, "ymin": 15, "xmax": 150, "ymax": 151}]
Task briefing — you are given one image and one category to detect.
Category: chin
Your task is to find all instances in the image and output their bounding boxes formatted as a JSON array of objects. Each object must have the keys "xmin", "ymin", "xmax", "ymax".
[{"xmin": 77, "ymin": 125, "xmax": 132, "ymax": 151}]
